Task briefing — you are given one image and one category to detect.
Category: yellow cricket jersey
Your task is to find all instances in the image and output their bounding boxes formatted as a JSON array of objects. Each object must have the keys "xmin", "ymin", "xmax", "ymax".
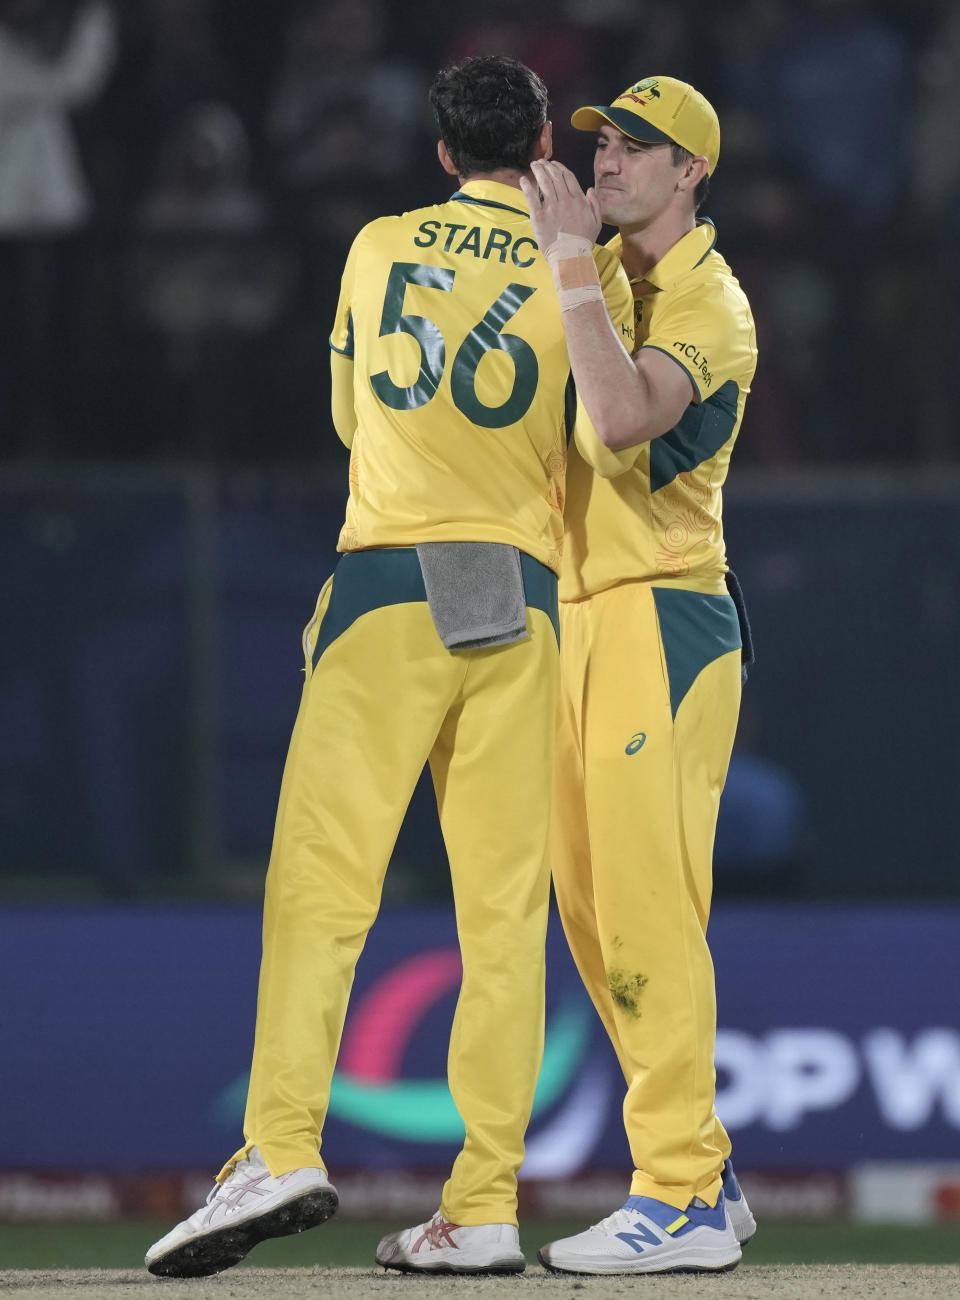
[
  {"xmin": 329, "ymin": 179, "xmax": 634, "ymax": 575},
  {"xmin": 560, "ymin": 220, "xmax": 757, "ymax": 601}
]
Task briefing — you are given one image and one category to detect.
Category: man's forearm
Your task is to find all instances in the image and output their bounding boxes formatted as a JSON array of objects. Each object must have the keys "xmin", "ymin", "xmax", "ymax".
[
  {"xmin": 557, "ymin": 293, "xmax": 651, "ymax": 449},
  {"xmin": 538, "ymin": 231, "xmax": 657, "ymax": 450},
  {"xmin": 522, "ymin": 161, "xmax": 659, "ymax": 449}
]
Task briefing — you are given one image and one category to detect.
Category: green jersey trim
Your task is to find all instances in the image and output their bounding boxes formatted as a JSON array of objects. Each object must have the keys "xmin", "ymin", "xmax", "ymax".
[
  {"xmin": 330, "ymin": 309, "xmax": 355, "ymax": 357},
  {"xmin": 449, "ymin": 190, "xmax": 529, "ymax": 218},
  {"xmin": 312, "ymin": 546, "xmax": 559, "ymax": 664},
  {"xmin": 693, "ymin": 219, "xmax": 718, "ymax": 267},
  {"xmin": 652, "ymin": 586, "xmax": 741, "ymax": 718},
  {"xmin": 649, "ymin": 378, "xmax": 739, "ymax": 492},
  {"xmin": 563, "ymin": 373, "xmax": 577, "ymax": 446}
]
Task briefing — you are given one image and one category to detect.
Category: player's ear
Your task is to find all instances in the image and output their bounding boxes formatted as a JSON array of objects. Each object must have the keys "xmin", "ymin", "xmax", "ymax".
[
  {"xmin": 533, "ymin": 121, "xmax": 553, "ymax": 162},
  {"xmin": 678, "ymin": 154, "xmax": 708, "ymax": 195},
  {"xmin": 437, "ymin": 140, "xmax": 460, "ymax": 177}
]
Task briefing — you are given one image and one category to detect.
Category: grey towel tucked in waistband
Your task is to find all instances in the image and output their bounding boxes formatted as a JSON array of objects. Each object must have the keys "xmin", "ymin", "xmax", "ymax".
[{"xmin": 415, "ymin": 542, "xmax": 528, "ymax": 649}]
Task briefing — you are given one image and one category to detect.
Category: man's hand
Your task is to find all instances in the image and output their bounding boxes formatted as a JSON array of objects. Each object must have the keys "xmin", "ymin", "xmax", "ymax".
[
  {"xmin": 520, "ymin": 159, "xmax": 603, "ymax": 252},
  {"xmin": 520, "ymin": 159, "xmax": 605, "ymax": 312}
]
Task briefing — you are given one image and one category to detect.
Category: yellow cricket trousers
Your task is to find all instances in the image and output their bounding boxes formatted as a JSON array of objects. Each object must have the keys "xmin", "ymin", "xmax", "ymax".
[
  {"xmin": 551, "ymin": 580, "xmax": 742, "ymax": 1212},
  {"xmin": 223, "ymin": 548, "xmax": 559, "ymax": 1225}
]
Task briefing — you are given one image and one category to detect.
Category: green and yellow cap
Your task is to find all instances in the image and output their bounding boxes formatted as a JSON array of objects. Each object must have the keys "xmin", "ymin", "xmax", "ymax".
[{"xmin": 571, "ymin": 76, "xmax": 720, "ymax": 176}]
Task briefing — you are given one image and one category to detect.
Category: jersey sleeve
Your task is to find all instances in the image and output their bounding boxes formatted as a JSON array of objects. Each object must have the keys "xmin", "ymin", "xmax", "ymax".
[
  {"xmin": 329, "ymin": 228, "xmax": 363, "ymax": 358},
  {"xmin": 330, "ymin": 349, "xmax": 356, "ymax": 448},
  {"xmin": 328, "ymin": 228, "xmax": 367, "ymax": 446},
  {"xmin": 572, "ymin": 406, "xmax": 639, "ymax": 478},
  {"xmin": 642, "ymin": 279, "xmax": 755, "ymax": 403}
]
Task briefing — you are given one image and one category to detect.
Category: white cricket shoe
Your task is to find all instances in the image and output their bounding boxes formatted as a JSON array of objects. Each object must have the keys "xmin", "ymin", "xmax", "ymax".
[
  {"xmin": 376, "ymin": 1211, "xmax": 525, "ymax": 1274},
  {"xmin": 145, "ymin": 1147, "xmax": 337, "ymax": 1277},
  {"xmin": 722, "ymin": 1159, "xmax": 757, "ymax": 1245},
  {"xmin": 538, "ymin": 1190, "xmax": 741, "ymax": 1275}
]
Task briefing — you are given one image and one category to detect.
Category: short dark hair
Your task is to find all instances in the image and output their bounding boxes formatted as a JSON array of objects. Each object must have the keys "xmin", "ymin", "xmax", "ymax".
[
  {"xmin": 670, "ymin": 142, "xmax": 710, "ymax": 211},
  {"xmin": 429, "ymin": 55, "xmax": 549, "ymax": 179}
]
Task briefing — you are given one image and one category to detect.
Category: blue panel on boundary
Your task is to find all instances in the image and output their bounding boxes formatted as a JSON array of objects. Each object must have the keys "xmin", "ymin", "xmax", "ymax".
[{"xmin": 0, "ymin": 904, "xmax": 958, "ymax": 1174}]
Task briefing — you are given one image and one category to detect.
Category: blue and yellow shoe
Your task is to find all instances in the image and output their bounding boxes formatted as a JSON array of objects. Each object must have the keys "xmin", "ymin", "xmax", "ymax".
[
  {"xmin": 722, "ymin": 1160, "xmax": 757, "ymax": 1246},
  {"xmin": 537, "ymin": 1190, "xmax": 741, "ymax": 1275}
]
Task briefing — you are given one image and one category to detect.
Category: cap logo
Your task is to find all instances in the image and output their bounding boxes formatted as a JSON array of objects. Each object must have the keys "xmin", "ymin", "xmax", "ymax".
[{"xmin": 623, "ymin": 77, "xmax": 661, "ymax": 106}]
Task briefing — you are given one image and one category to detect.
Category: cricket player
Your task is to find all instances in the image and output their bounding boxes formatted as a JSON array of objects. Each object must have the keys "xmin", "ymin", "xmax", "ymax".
[
  {"xmin": 145, "ymin": 56, "xmax": 634, "ymax": 1279},
  {"xmin": 519, "ymin": 77, "xmax": 759, "ymax": 1275}
]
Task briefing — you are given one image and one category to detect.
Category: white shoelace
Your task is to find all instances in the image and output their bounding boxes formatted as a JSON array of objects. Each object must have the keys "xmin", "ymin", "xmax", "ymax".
[
  {"xmin": 589, "ymin": 1208, "xmax": 635, "ymax": 1234},
  {"xmin": 203, "ymin": 1155, "xmax": 254, "ymax": 1213},
  {"xmin": 589, "ymin": 1197, "xmax": 707, "ymax": 1235}
]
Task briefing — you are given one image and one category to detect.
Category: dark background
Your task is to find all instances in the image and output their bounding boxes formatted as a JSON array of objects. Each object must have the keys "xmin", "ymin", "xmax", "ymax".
[{"xmin": 2, "ymin": 0, "xmax": 959, "ymax": 903}]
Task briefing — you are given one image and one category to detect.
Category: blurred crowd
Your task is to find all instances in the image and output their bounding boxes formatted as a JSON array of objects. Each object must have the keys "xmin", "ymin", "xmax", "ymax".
[{"xmin": 0, "ymin": 0, "xmax": 956, "ymax": 467}]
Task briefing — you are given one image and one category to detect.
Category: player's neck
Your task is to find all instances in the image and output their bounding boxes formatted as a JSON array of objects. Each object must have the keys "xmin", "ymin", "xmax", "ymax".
[
  {"xmin": 618, "ymin": 208, "xmax": 696, "ymax": 282},
  {"xmin": 459, "ymin": 168, "xmax": 529, "ymax": 192}
]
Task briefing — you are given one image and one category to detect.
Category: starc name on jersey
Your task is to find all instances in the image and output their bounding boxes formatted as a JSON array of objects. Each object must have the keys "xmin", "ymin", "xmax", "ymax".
[{"xmin": 413, "ymin": 220, "xmax": 538, "ymax": 267}]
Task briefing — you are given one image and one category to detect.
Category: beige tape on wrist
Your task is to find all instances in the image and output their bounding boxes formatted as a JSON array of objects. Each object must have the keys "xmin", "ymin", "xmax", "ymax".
[
  {"xmin": 543, "ymin": 231, "xmax": 603, "ymax": 310},
  {"xmin": 557, "ymin": 282, "xmax": 605, "ymax": 310}
]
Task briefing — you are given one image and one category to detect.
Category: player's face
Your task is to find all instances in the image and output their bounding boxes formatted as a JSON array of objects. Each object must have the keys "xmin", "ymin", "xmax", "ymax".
[{"xmin": 592, "ymin": 126, "xmax": 682, "ymax": 228}]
